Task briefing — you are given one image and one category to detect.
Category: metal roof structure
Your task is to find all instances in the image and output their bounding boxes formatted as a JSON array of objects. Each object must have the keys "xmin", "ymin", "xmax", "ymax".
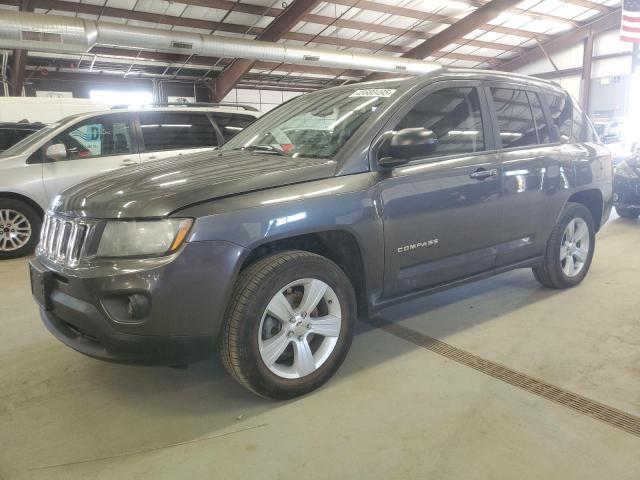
[{"xmin": 0, "ymin": 0, "xmax": 624, "ymax": 94}]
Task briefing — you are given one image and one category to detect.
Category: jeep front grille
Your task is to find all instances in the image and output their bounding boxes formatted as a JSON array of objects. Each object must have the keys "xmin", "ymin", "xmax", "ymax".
[{"xmin": 39, "ymin": 214, "xmax": 91, "ymax": 266}]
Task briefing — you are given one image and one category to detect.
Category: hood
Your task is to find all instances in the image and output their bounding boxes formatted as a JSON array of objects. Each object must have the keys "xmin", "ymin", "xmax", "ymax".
[{"xmin": 52, "ymin": 150, "xmax": 337, "ymax": 218}]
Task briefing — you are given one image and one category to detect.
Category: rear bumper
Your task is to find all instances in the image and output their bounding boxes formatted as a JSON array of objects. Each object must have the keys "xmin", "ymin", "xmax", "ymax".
[{"xmin": 32, "ymin": 239, "xmax": 247, "ymax": 365}]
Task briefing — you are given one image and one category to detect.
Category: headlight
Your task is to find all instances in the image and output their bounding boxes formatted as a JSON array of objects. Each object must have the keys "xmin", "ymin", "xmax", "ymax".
[
  {"xmin": 97, "ymin": 218, "xmax": 193, "ymax": 257},
  {"xmin": 615, "ymin": 162, "xmax": 638, "ymax": 179}
]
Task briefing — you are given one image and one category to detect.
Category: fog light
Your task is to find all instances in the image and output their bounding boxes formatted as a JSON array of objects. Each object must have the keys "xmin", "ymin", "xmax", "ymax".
[
  {"xmin": 127, "ymin": 294, "xmax": 150, "ymax": 320},
  {"xmin": 102, "ymin": 293, "xmax": 151, "ymax": 323}
]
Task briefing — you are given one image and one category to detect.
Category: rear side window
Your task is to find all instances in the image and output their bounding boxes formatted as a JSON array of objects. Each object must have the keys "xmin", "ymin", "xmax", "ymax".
[
  {"xmin": 527, "ymin": 92, "xmax": 551, "ymax": 144},
  {"xmin": 387, "ymin": 86, "xmax": 485, "ymax": 159},
  {"xmin": 0, "ymin": 129, "xmax": 17, "ymax": 151},
  {"xmin": 139, "ymin": 113, "xmax": 218, "ymax": 151},
  {"xmin": 211, "ymin": 113, "xmax": 255, "ymax": 140},
  {"xmin": 545, "ymin": 93, "xmax": 572, "ymax": 143},
  {"xmin": 490, "ymin": 88, "xmax": 538, "ymax": 148}
]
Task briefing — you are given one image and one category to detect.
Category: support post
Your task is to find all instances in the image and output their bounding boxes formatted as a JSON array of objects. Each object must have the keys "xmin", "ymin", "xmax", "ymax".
[{"xmin": 580, "ymin": 34, "xmax": 594, "ymax": 113}]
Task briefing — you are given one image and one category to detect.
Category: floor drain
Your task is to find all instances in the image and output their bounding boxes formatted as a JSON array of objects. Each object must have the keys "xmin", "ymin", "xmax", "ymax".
[{"xmin": 366, "ymin": 317, "xmax": 640, "ymax": 438}]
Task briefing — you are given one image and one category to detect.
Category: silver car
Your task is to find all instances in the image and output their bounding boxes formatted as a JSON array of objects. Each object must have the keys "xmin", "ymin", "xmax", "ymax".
[{"xmin": 0, "ymin": 104, "xmax": 260, "ymax": 258}]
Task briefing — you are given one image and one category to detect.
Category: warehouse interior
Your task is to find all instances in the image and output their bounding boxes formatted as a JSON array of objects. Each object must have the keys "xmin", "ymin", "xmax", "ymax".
[{"xmin": 1, "ymin": 0, "xmax": 640, "ymax": 479}]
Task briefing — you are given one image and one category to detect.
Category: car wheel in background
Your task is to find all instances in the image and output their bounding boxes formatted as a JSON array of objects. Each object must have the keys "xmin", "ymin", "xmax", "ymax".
[
  {"xmin": 0, "ymin": 199, "xmax": 41, "ymax": 259},
  {"xmin": 219, "ymin": 251, "xmax": 356, "ymax": 400},
  {"xmin": 615, "ymin": 206, "xmax": 640, "ymax": 219},
  {"xmin": 532, "ymin": 202, "xmax": 595, "ymax": 289}
]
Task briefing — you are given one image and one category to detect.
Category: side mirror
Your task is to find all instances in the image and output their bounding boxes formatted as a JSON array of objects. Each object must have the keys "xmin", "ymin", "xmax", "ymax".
[
  {"xmin": 45, "ymin": 143, "xmax": 67, "ymax": 162},
  {"xmin": 379, "ymin": 127, "xmax": 438, "ymax": 168}
]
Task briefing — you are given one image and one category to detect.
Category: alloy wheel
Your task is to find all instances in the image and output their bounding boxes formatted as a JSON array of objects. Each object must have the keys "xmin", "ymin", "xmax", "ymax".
[
  {"xmin": 258, "ymin": 278, "xmax": 342, "ymax": 379},
  {"xmin": 560, "ymin": 217, "xmax": 590, "ymax": 277},
  {"xmin": 0, "ymin": 209, "xmax": 32, "ymax": 252}
]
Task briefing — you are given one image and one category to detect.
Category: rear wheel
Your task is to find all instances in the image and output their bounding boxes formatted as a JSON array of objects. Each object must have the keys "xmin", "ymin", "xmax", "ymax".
[
  {"xmin": 532, "ymin": 203, "xmax": 595, "ymax": 289},
  {"xmin": 0, "ymin": 199, "xmax": 41, "ymax": 259},
  {"xmin": 219, "ymin": 251, "xmax": 356, "ymax": 399},
  {"xmin": 615, "ymin": 206, "xmax": 640, "ymax": 219}
]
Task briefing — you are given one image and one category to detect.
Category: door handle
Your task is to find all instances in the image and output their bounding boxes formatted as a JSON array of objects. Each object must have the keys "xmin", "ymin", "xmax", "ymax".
[
  {"xmin": 120, "ymin": 159, "xmax": 137, "ymax": 166},
  {"xmin": 469, "ymin": 168, "xmax": 498, "ymax": 180},
  {"xmin": 147, "ymin": 156, "xmax": 157, "ymax": 161}
]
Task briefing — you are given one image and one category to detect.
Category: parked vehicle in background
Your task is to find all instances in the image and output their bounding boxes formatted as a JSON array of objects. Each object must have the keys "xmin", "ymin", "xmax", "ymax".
[
  {"xmin": 0, "ymin": 122, "xmax": 43, "ymax": 152},
  {"xmin": 29, "ymin": 69, "xmax": 612, "ymax": 399},
  {"xmin": 593, "ymin": 119, "xmax": 637, "ymax": 165},
  {"xmin": 0, "ymin": 97, "xmax": 110, "ymax": 124},
  {"xmin": 0, "ymin": 104, "xmax": 260, "ymax": 258},
  {"xmin": 613, "ymin": 145, "xmax": 640, "ymax": 218}
]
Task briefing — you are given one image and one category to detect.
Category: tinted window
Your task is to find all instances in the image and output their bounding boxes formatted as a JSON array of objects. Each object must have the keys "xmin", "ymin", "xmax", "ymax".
[
  {"xmin": 49, "ymin": 115, "xmax": 134, "ymax": 160},
  {"xmin": 545, "ymin": 93, "xmax": 572, "ymax": 143},
  {"xmin": 491, "ymin": 88, "xmax": 538, "ymax": 148},
  {"xmin": 211, "ymin": 113, "xmax": 255, "ymax": 140},
  {"xmin": 388, "ymin": 87, "xmax": 485, "ymax": 158},
  {"xmin": 527, "ymin": 92, "xmax": 551, "ymax": 144},
  {"xmin": 139, "ymin": 112, "xmax": 218, "ymax": 151},
  {"xmin": 0, "ymin": 129, "xmax": 17, "ymax": 151},
  {"xmin": 572, "ymin": 103, "xmax": 598, "ymax": 143}
]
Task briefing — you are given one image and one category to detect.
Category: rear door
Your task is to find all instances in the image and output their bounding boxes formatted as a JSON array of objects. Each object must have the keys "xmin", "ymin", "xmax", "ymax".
[
  {"xmin": 41, "ymin": 113, "xmax": 139, "ymax": 202},
  {"xmin": 137, "ymin": 111, "xmax": 221, "ymax": 163},
  {"xmin": 378, "ymin": 81, "xmax": 504, "ymax": 298},
  {"xmin": 487, "ymin": 84, "xmax": 575, "ymax": 266}
]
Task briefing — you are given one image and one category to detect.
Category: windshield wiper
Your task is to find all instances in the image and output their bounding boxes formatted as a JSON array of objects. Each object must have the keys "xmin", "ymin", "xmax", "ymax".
[{"xmin": 234, "ymin": 145, "xmax": 286, "ymax": 156}]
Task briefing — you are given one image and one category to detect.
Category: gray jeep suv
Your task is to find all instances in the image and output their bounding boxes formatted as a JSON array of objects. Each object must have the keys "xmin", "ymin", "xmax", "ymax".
[{"xmin": 30, "ymin": 69, "xmax": 612, "ymax": 399}]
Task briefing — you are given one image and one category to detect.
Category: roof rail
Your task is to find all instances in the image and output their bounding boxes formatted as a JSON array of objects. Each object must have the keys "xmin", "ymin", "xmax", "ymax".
[{"xmin": 111, "ymin": 102, "xmax": 260, "ymax": 111}]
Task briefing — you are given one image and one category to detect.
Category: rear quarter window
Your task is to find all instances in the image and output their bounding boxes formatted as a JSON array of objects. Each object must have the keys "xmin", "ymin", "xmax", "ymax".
[
  {"xmin": 544, "ymin": 93, "xmax": 572, "ymax": 143},
  {"xmin": 211, "ymin": 112, "xmax": 256, "ymax": 140},
  {"xmin": 571, "ymin": 103, "xmax": 598, "ymax": 143}
]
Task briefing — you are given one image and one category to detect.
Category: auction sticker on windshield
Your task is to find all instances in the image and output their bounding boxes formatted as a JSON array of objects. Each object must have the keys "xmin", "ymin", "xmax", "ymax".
[{"xmin": 349, "ymin": 89, "xmax": 396, "ymax": 98}]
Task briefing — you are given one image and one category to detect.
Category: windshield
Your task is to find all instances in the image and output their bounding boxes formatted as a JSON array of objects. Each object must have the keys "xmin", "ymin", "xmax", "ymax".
[
  {"xmin": 0, "ymin": 112, "xmax": 87, "ymax": 157},
  {"xmin": 221, "ymin": 85, "xmax": 400, "ymax": 159}
]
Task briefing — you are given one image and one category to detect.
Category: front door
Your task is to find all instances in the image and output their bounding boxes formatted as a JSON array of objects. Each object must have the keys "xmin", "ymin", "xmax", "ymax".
[
  {"xmin": 42, "ymin": 113, "xmax": 139, "ymax": 203},
  {"xmin": 378, "ymin": 83, "xmax": 503, "ymax": 298}
]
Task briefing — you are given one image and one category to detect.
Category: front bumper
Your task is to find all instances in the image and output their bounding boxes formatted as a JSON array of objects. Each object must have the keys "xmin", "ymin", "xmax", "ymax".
[
  {"xmin": 613, "ymin": 175, "xmax": 640, "ymax": 208},
  {"xmin": 31, "ymin": 240, "xmax": 247, "ymax": 365}
]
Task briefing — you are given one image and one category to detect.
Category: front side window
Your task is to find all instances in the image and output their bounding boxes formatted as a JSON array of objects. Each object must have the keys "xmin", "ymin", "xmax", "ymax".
[
  {"xmin": 545, "ymin": 93, "xmax": 572, "ymax": 143},
  {"xmin": 220, "ymin": 83, "xmax": 402, "ymax": 159},
  {"xmin": 49, "ymin": 115, "xmax": 134, "ymax": 160},
  {"xmin": 491, "ymin": 88, "xmax": 538, "ymax": 148},
  {"xmin": 382, "ymin": 86, "xmax": 485, "ymax": 159},
  {"xmin": 139, "ymin": 112, "xmax": 218, "ymax": 151}
]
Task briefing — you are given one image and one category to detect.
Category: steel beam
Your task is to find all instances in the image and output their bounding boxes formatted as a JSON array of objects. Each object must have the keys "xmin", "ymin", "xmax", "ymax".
[
  {"xmin": 496, "ymin": 8, "xmax": 621, "ymax": 72},
  {"xmin": 366, "ymin": 0, "xmax": 523, "ymax": 81}
]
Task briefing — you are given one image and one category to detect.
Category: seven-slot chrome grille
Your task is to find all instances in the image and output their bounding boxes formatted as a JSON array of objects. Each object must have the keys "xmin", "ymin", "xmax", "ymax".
[{"xmin": 39, "ymin": 213, "xmax": 91, "ymax": 266}]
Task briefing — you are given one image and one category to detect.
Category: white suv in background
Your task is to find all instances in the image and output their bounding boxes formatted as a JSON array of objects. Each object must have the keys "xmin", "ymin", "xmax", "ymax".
[{"xmin": 0, "ymin": 103, "xmax": 260, "ymax": 258}]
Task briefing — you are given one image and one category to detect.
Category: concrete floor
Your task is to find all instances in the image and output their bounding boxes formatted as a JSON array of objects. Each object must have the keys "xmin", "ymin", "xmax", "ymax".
[{"xmin": 2, "ymin": 213, "xmax": 640, "ymax": 480}]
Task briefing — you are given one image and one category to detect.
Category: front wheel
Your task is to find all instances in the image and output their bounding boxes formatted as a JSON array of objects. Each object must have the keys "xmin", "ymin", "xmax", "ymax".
[
  {"xmin": 615, "ymin": 206, "xmax": 640, "ymax": 219},
  {"xmin": 219, "ymin": 251, "xmax": 356, "ymax": 399},
  {"xmin": 532, "ymin": 203, "xmax": 595, "ymax": 289},
  {"xmin": 0, "ymin": 199, "xmax": 41, "ymax": 260}
]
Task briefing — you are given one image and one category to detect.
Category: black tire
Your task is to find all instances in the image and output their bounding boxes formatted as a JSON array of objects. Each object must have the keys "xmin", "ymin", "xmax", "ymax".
[
  {"xmin": 219, "ymin": 251, "xmax": 357, "ymax": 400},
  {"xmin": 0, "ymin": 198, "xmax": 41, "ymax": 260},
  {"xmin": 615, "ymin": 206, "xmax": 640, "ymax": 219},
  {"xmin": 532, "ymin": 202, "xmax": 595, "ymax": 289}
]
